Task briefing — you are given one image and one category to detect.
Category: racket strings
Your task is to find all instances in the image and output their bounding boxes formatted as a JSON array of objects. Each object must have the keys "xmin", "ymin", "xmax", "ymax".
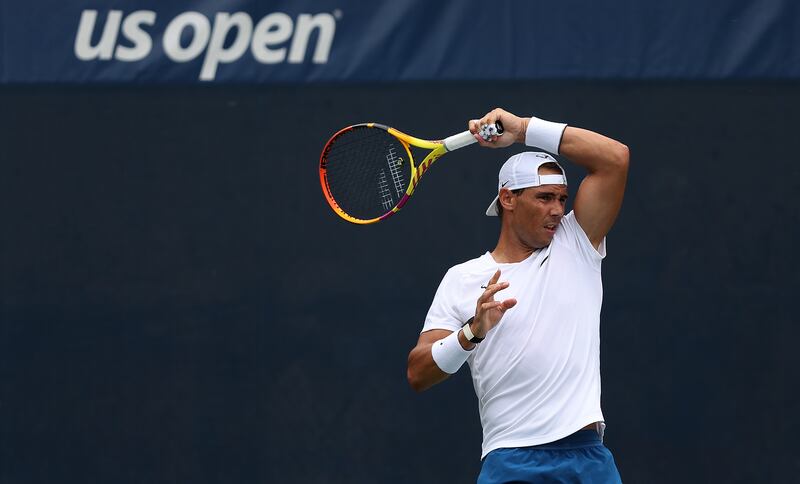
[{"xmin": 323, "ymin": 127, "xmax": 412, "ymax": 221}]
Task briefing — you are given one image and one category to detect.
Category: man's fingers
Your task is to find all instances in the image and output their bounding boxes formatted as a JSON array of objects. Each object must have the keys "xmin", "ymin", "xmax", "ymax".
[
  {"xmin": 475, "ymin": 136, "xmax": 499, "ymax": 148},
  {"xmin": 481, "ymin": 301, "xmax": 504, "ymax": 311},
  {"xmin": 490, "ymin": 108, "xmax": 507, "ymax": 124},
  {"xmin": 479, "ymin": 281, "xmax": 509, "ymax": 302},
  {"xmin": 480, "ymin": 298, "xmax": 517, "ymax": 312},
  {"xmin": 478, "ymin": 270, "xmax": 508, "ymax": 302},
  {"xmin": 481, "ymin": 108, "xmax": 506, "ymax": 130},
  {"xmin": 501, "ymin": 298, "xmax": 517, "ymax": 310},
  {"xmin": 471, "ymin": 112, "xmax": 509, "ymax": 148}
]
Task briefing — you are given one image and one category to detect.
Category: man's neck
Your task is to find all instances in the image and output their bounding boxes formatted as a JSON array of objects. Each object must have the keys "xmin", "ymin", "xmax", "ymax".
[{"xmin": 491, "ymin": 230, "xmax": 541, "ymax": 263}]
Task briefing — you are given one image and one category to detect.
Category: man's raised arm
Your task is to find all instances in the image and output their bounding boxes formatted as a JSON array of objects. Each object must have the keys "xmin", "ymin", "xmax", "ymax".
[
  {"xmin": 469, "ymin": 108, "xmax": 629, "ymax": 249},
  {"xmin": 559, "ymin": 127, "xmax": 629, "ymax": 249}
]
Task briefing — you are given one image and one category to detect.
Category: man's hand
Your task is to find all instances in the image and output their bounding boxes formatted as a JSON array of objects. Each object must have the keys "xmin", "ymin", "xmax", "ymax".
[
  {"xmin": 407, "ymin": 272, "xmax": 516, "ymax": 392},
  {"xmin": 471, "ymin": 269, "xmax": 517, "ymax": 338},
  {"xmin": 469, "ymin": 108, "xmax": 529, "ymax": 148}
]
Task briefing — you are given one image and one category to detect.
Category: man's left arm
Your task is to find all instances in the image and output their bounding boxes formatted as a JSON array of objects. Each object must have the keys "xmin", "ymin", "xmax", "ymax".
[
  {"xmin": 558, "ymin": 126, "xmax": 629, "ymax": 249},
  {"xmin": 468, "ymin": 109, "xmax": 629, "ymax": 249}
]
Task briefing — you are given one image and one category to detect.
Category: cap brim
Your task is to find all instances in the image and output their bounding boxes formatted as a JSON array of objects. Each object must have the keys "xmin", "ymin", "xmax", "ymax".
[{"xmin": 485, "ymin": 194, "xmax": 500, "ymax": 216}]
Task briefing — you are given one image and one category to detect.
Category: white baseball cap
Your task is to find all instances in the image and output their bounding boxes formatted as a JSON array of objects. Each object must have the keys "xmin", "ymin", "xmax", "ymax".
[{"xmin": 485, "ymin": 152, "xmax": 568, "ymax": 216}]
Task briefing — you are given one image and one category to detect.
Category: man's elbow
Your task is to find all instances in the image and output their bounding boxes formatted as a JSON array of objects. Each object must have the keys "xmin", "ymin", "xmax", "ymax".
[
  {"xmin": 613, "ymin": 142, "xmax": 630, "ymax": 171},
  {"xmin": 407, "ymin": 367, "xmax": 428, "ymax": 393}
]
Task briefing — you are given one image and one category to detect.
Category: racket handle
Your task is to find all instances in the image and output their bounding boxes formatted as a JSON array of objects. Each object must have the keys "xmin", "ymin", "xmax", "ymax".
[
  {"xmin": 443, "ymin": 122, "xmax": 504, "ymax": 152},
  {"xmin": 443, "ymin": 131, "xmax": 477, "ymax": 151}
]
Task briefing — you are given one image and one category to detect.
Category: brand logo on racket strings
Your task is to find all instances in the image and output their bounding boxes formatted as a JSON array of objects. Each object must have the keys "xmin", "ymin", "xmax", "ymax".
[{"xmin": 74, "ymin": 9, "xmax": 341, "ymax": 81}]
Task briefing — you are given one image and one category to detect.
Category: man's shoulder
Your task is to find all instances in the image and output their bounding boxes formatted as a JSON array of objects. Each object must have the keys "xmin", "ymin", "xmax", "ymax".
[
  {"xmin": 446, "ymin": 252, "xmax": 493, "ymax": 276},
  {"xmin": 554, "ymin": 210, "xmax": 577, "ymax": 235},
  {"xmin": 553, "ymin": 210, "xmax": 587, "ymax": 246},
  {"xmin": 553, "ymin": 210, "xmax": 606, "ymax": 266}
]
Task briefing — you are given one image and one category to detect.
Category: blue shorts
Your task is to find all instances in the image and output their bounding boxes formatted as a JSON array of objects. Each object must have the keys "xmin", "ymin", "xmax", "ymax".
[{"xmin": 477, "ymin": 430, "xmax": 622, "ymax": 484}]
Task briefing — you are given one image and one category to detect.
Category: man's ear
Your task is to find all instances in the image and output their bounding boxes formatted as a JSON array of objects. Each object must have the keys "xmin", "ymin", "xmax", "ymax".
[{"xmin": 499, "ymin": 188, "xmax": 515, "ymax": 212}]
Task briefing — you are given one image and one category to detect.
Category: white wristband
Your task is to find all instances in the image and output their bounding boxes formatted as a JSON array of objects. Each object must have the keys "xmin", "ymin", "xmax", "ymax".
[
  {"xmin": 431, "ymin": 330, "xmax": 472, "ymax": 374},
  {"xmin": 525, "ymin": 116, "xmax": 567, "ymax": 155},
  {"xmin": 462, "ymin": 321, "xmax": 477, "ymax": 341}
]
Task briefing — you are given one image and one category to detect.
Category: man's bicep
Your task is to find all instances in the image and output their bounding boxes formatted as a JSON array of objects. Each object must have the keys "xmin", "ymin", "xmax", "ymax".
[
  {"xmin": 573, "ymin": 164, "xmax": 628, "ymax": 249},
  {"xmin": 558, "ymin": 126, "xmax": 629, "ymax": 248}
]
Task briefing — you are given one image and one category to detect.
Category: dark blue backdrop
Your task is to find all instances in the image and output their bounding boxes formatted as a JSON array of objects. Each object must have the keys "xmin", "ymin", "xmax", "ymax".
[{"xmin": 1, "ymin": 83, "xmax": 798, "ymax": 483}]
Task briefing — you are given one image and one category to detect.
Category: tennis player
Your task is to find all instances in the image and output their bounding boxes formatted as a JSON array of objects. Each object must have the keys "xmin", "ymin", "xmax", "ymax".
[{"xmin": 407, "ymin": 108, "xmax": 628, "ymax": 483}]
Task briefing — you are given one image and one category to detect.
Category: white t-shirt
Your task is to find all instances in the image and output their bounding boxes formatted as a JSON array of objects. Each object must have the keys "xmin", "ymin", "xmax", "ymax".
[{"xmin": 421, "ymin": 211, "xmax": 607, "ymax": 458}]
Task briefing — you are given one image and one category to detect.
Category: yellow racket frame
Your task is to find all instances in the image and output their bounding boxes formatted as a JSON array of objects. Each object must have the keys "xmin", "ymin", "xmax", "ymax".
[{"xmin": 319, "ymin": 123, "xmax": 452, "ymax": 225}]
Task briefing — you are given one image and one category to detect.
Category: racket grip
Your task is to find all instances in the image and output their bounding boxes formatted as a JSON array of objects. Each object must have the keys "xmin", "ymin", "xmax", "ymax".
[{"xmin": 444, "ymin": 131, "xmax": 478, "ymax": 151}]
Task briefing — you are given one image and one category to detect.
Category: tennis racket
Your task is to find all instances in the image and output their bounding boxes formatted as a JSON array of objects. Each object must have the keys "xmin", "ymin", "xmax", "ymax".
[{"xmin": 319, "ymin": 122, "xmax": 502, "ymax": 224}]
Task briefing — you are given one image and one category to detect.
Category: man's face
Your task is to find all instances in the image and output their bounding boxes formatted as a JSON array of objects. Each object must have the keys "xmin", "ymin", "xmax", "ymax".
[{"xmin": 508, "ymin": 183, "xmax": 568, "ymax": 249}]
